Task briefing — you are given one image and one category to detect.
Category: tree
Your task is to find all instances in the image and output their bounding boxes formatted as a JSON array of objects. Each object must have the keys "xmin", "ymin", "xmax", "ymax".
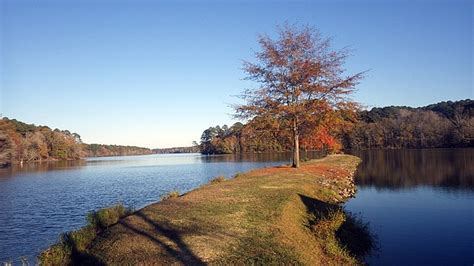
[
  {"xmin": 0, "ymin": 133, "xmax": 13, "ymax": 167},
  {"xmin": 200, "ymin": 127, "xmax": 218, "ymax": 154},
  {"xmin": 235, "ymin": 24, "xmax": 363, "ymax": 167}
]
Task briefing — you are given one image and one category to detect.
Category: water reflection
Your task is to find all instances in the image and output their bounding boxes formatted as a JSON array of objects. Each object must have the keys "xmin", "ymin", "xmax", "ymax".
[
  {"xmin": 349, "ymin": 148, "xmax": 474, "ymax": 190},
  {"xmin": 0, "ymin": 160, "xmax": 87, "ymax": 179},
  {"xmin": 199, "ymin": 150, "xmax": 324, "ymax": 163},
  {"xmin": 345, "ymin": 148, "xmax": 474, "ymax": 265}
]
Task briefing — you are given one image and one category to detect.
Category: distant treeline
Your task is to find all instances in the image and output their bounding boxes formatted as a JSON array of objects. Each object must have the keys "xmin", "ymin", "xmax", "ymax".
[
  {"xmin": 199, "ymin": 100, "xmax": 473, "ymax": 154},
  {"xmin": 152, "ymin": 146, "xmax": 200, "ymax": 154},
  {"xmin": 341, "ymin": 99, "xmax": 473, "ymax": 149},
  {"xmin": 85, "ymin": 144, "xmax": 152, "ymax": 157},
  {"xmin": 0, "ymin": 118, "xmax": 152, "ymax": 167}
]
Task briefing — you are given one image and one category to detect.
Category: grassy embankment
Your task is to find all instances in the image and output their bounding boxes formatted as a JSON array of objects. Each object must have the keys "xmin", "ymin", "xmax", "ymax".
[{"xmin": 40, "ymin": 154, "xmax": 374, "ymax": 265}]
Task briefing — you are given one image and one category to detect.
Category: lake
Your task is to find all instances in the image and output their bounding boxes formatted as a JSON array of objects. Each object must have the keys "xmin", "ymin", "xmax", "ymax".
[
  {"xmin": 0, "ymin": 152, "xmax": 322, "ymax": 263},
  {"xmin": 346, "ymin": 148, "xmax": 474, "ymax": 265}
]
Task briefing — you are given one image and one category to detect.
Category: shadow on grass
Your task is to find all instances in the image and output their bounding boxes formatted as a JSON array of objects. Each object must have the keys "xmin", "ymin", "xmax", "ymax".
[
  {"xmin": 298, "ymin": 194, "xmax": 377, "ymax": 261},
  {"xmin": 70, "ymin": 249, "xmax": 105, "ymax": 266},
  {"xmin": 38, "ymin": 231, "xmax": 106, "ymax": 266},
  {"xmin": 118, "ymin": 211, "xmax": 205, "ymax": 265}
]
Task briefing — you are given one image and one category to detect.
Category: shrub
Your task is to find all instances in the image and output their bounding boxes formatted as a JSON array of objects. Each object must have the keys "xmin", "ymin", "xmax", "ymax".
[
  {"xmin": 310, "ymin": 208, "xmax": 376, "ymax": 261},
  {"xmin": 68, "ymin": 226, "xmax": 96, "ymax": 252},
  {"xmin": 39, "ymin": 204, "xmax": 132, "ymax": 265},
  {"xmin": 38, "ymin": 234, "xmax": 72, "ymax": 266},
  {"xmin": 311, "ymin": 209, "xmax": 350, "ymax": 259},
  {"xmin": 87, "ymin": 204, "xmax": 131, "ymax": 229},
  {"xmin": 160, "ymin": 191, "xmax": 180, "ymax": 201},
  {"xmin": 210, "ymin": 176, "xmax": 226, "ymax": 184},
  {"xmin": 234, "ymin": 173, "xmax": 243, "ymax": 179}
]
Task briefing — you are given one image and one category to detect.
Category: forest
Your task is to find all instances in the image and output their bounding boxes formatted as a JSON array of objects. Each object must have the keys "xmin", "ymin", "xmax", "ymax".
[
  {"xmin": 342, "ymin": 99, "xmax": 473, "ymax": 149},
  {"xmin": 199, "ymin": 99, "xmax": 473, "ymax": 154},
  {"xmin": 84, "ymin": 144, "xmax": 152, "ymax": 157},
  {"xmin": 0, "ymin": 118, "xmax": 152, "ymax": 167}
]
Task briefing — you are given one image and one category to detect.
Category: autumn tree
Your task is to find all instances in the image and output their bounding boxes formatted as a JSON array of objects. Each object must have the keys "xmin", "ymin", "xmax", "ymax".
[
  {"xmin": 235, "ymin": 24, "xmax": 363, "ymax": 167},
  {"xmin": 0, "ymin": 132, "xmax": 13, "ymax": 167}
]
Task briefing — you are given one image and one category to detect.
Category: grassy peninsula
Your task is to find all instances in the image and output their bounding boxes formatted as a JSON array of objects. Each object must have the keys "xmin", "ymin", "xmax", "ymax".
[{"xmin": 40, "ymin": 154, "xmax": 374, "ymax": 265}]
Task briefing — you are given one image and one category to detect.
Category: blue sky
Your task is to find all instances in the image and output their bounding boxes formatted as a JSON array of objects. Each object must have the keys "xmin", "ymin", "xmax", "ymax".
[{"xmin": 1, "ymin": 0, "xmax": 472, "ymax": 148}]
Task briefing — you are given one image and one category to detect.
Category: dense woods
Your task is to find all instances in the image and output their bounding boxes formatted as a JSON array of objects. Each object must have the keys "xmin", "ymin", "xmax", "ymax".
[
  {"xmin": 341, "ymin": 99, "xmax": 474, "ymax": 149},
  {"xmin": 0, "ymin": 118, "xmax": 84, "ymax": 166},
  {"xmin": 0, "ymin": 118, "xmax": 152, "ymax": 167},
  {"xmin": 84, "ymin": 144, "xmax": 152, "ymax": 157},
  {"xmin": 200, "ymin": 99, "xmax": 474, "ymax": 154}
]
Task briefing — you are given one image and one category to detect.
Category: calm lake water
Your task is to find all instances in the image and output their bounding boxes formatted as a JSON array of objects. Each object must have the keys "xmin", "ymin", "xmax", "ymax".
[
  {"xmin": 346, "ymin": 148, "xmax": 474, "ymax": 265},
  {"xmin": 0, "ymin": 152, "xmax": 321, "ymax": 263}
]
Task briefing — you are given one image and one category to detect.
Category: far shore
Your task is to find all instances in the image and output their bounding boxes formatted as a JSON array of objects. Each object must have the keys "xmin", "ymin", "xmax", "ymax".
[{"xmin": 5, "ymin": 150, "xmax": 321, "ymax": 167}]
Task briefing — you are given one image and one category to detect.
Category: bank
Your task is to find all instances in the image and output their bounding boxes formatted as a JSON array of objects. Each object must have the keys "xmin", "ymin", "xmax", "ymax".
[{"xmin": 40, "ymin": 154, "xmax": 374, "ymax": 265}]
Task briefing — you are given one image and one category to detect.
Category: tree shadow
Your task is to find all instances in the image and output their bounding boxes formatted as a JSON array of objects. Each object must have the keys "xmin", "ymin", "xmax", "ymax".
[
  {"xmin": 298, "ymin": 194, "xmax": 377, "ymax": 261},
  {"xmin": 71, "ymin": 250, "xmax": 105, "ymax": 266},
  {"xmin": 117, "ymin": 211, "xmax": 205, "ymax": 265}
]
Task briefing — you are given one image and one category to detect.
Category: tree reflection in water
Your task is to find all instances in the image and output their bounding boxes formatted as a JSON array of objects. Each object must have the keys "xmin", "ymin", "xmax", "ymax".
[{"xmin": 349, "ymin": 148, "xmax": 473, "ymax": 191}]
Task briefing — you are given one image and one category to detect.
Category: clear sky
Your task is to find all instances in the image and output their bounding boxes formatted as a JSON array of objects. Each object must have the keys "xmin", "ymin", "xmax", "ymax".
[{"xmin": 1, "ymin": 0, "xmax": 472, "ymax": 148}]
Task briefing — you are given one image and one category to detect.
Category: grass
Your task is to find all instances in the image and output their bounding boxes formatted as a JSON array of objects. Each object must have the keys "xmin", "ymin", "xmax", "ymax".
[
  {"xmin": 160, "ymin": 190, "xmax": 180, "ymax": 201},
  {"xmin": 39, "ymin": 154, "xmax": 374, "ymax": 265},
  {"xmin": 308, "ymin": 207, "xmax": 376, "ymax": 263},
  {"xmin": 233, "ymin": 172, "xmax": 243, "ymax": 178},
  {"xmin": 38, "ymin": 204, "xmax": 133, "ymax": 265},
  {"xmin": 209, "ymin": 176, "xmax": 226, "ymax": 184},
  {"xmin": 87, "ymin": 204, "xmax": 131, "ymax": 229}
]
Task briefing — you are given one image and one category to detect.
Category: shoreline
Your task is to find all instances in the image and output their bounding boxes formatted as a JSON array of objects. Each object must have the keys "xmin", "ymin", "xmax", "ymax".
[
  {"xmin": 39, "ymin": 154, "xmax": 374, "ymax": 265},
  {"xmin": 2, "ymin": 151, "xmax": 318, "ymax": 169}
]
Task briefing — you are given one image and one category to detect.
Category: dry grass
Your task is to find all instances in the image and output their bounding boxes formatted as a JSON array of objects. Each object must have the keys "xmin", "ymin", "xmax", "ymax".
[
  {"xmin": 58, "ymin": 155, "xmax": 371, "ymax": 265},
  {"xmin": 209, "ymin": 176, "xmax": 226, "ymax": 184},
  {"xmin": 160, "ymin": 190, "xmax": 180, "ymax": 201}
]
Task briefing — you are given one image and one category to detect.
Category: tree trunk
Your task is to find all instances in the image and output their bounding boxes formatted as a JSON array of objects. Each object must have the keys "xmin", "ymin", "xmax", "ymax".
[{"xmin": 292, "ymin": 118, "xmax": 300, "ymax": 168}]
